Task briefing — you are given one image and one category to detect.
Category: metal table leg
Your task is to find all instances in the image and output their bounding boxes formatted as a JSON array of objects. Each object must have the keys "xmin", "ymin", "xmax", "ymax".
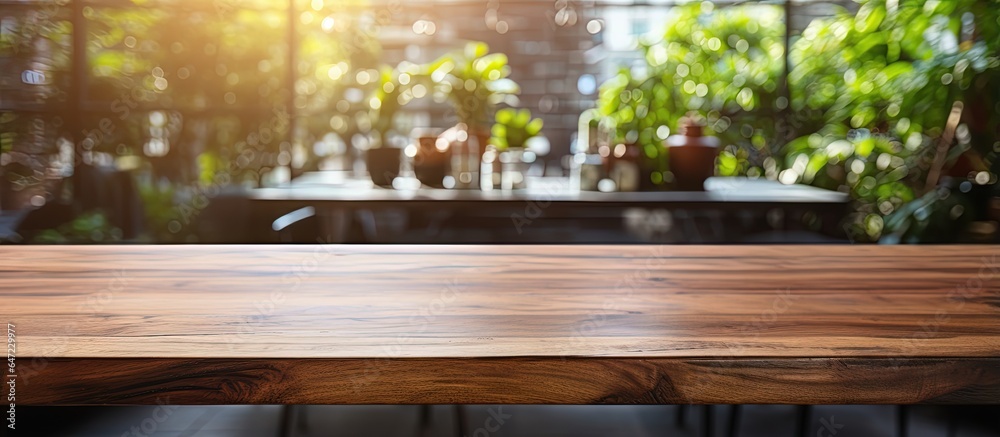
[
  {"xmin": 278, "ymin": 405, "xmax": 295, "ymax": 437},
  {"xmin": 454, "ymin": 405, "xmax": 467, "ymax": 437},
  {"xmin": 727, "ymin": 405, "xmax": 741, "ymax": 437},
  {"xmin": 296, "ymin": 406, "xmax": 309, "ymax": 435},
  {"xmin": 946, "ymin": 407, "xmax": 959, "ymax": 437},
  {"xmin": 417, "ymin": 405, "xmax": 432, "ymax": 437},
  {"xmin": 795, "ymin": 405, "xmax": 812, "ymax": 437},
  {"xmin": 897, "ymin": 405, "xmax": 909, "ymax": 437},
  {"xmin": 702, "ymin": 405, "xmax": 714, "ymax": 437}
]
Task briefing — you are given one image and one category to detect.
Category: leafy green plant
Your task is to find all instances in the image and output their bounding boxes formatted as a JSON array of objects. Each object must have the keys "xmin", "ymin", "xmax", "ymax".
[
  {"xmin": 881, "ymin": 185, "xmax": 975, "ymax": 244},
  {"xmin": 491, "ymin": 108, "xmax": 543, "ymax": 150},
  {"xmin": 786, "ymin": 0, "xmax": 1000, "ymax": 240},
  {"xmin": 31, "ymin": 211, "xmax": 123, "ymax": 244},
  {"xmin": 648, "ymin": 2, "xmax": 786, "ymax": 142},
  {"xmin": 426, "ymin": 42, "xmax": 520, "ymax": 131},
  {"xmin": 783, "ymin": 126, "xmax": 920, "ymax": 240},
  {"xmin": 136, "ymin": 180, "xmax": 182, "ymax": 242},
  {"xmin": 790, "ymin": 0, "xmax": 1000, "ymax": 141},
  {"xmin": 597, "ymin": 3, "xmax": 786, "ymax": 184},
  {"xmin": 596, "ymin": 0, "xmax": 999, "ymax": 240},
  {"xmin": 369, "ymin": 64, "xmax": 407, "ymax": 147}
]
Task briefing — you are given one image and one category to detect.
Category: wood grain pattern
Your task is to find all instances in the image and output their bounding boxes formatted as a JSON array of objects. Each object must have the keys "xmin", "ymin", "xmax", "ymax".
[
  {"xmin": 3, "ymin": 245, "xmax": 999, "ymax": 405},
  {"xmin": 19, "ymin": 358, "xmax": 1000, "ymax": 406}
]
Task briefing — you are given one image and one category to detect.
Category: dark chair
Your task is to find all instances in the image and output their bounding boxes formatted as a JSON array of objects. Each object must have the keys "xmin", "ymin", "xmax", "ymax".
[{"xmin": 193, "ymin": 187, "xmax": 257, "ymax": 243}]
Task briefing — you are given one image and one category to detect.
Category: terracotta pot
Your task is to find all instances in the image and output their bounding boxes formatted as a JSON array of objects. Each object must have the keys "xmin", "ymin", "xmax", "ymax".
[{"xmin": 666, "ymin": 121, "xmax": 719, "ymax": 191}]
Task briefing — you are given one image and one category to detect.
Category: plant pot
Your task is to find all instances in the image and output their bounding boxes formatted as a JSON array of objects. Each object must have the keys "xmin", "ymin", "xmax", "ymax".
[
  {"xmin": 366, "ymin": 147, "xmax": 401, "ymax": 188},
  {"xmin": 412, "ymin": 128, "xmax": 448, "ymax": 188},
  {"xmin": 666, "ymin": 122, "xmax": 719, "ymax": 191},
  {"xmin": 415, "ymin": 161, "xmax": 448, "ymax": 188}
]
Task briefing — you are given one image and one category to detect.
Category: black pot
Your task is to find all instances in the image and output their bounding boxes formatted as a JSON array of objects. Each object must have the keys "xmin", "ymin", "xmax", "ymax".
[
  {"xmin": 414, "ymin": 162, "xmax": 448, "ymax": 189},
  {"xmin": 366, "ymin": 148, "xmax": 401, "ymax": 187},
  {"xmin": 413, "ymin": 136, "xmax": 449, "ymax": 188}
]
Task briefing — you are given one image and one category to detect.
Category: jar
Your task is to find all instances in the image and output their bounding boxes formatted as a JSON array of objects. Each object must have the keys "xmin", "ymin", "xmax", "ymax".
[{"xmin": 666, "ymin": 118, "xmax": 719, "ymax": 191}]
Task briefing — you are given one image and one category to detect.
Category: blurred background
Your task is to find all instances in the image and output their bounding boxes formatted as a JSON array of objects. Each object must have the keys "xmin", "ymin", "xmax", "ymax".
[{"xmin": 2, "ymin": 0, "xmax": 1000, "ymax": 244}]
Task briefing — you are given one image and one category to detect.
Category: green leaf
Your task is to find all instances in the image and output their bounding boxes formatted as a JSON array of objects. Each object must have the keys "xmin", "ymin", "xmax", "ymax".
[
  {"xmin": 855, "ymin": 137, "xmax": 875, "ymax": 158},
  {"xmin": 528, "ymin": 118, "xmax": 544, "ymax": 135},
  {"xmin": 496, "ymin": 108, "xmax": 515, "ymax": 125},
  {"xmin": 466, "ymin": 41, "xmax": 489, "ymax": 59},
  {"xmin": 855, "ymin": 2, "xmax": 886, "ymax": 33},
  {"xmin": 854, "ymin": 32, "xmax": 886, "ymax": 56},
  {"xmin": 474, "ymin": 53, "xmax": 508, "ymax": 75},
  {"xmin": 515, "ymin": 109, "xmax": 530, "ymax": 127}
]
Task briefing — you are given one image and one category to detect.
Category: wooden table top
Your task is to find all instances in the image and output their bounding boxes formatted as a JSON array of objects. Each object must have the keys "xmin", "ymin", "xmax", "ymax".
[
  {"xmin": 4, "ymin": 245, "xmax": 999, "ymax": 405},
  {"xmin": 252, "ymin": 175, "xmax": 850, "ymax": 205}
]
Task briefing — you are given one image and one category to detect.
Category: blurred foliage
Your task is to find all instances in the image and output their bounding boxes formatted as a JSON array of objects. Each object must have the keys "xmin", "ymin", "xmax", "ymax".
[
  {"xmin": 81, "ymin": 0, "xmax": 381, "ymax": 175},
  {"xmin": 134, "ymin": 179, "xmax": 188, "ymax": 242},
  {"xmin": 367, "ymin": 63, "xmax": 416, "ymax": 147},
  {"xmin": 790, "ymin": 0, "xmax": 1000, "ymax": 139},
  {"xmin": 599, "ymin": 0, "xmax": 1000, "ymax": 241},
  {"xmin": 881, "ymin": 183, "xmax": 975, "ymax": 244},
  {"xmin": 426, "ymin": 42, "xmax": 520, "ymax": 131},
  {"xmin": 783, "ymin": 126, "xmax": 920, "ymax": 240},
  {"xmin": 789, "ymin": 0, "xmax": 1000, "ymax": 241},
  {"xmin": 0, "ymin": 6, "xmax": 71, "ymax": 57},
  {"xmin": 294, "ymin": 0, "xmax": 385, "ymax": 168},
  {"xmin": 6, "ymin": 0, "xmax": 1000, "ymax": 244},
  {"xmin": 491, "ymin": 108, "xmax": 543, "ymax": 150},
  {"xmin": 296, "ymin": 0, "xmax": 381, "ymax": 113},
  {"xmin": 598, "ymin": 3, "xmax": 786, "ymax": 187},
  {"xmin": 85, "ymin": 7, "xmax": 285, "ymax": 109},
  {"xmin": 83, "ymin": 4, "xmax": 292, "ymax": 179},
  {"xmin": 1, "ymin": 0, "xmax": 384, "ymax": 240},
  {"xmin": 31, "ymin": 210, "xmax": 122, "ymax": 244},
  {"xmin": 0, "ymin": 6, "xmax": 73, "ymax": 184}
]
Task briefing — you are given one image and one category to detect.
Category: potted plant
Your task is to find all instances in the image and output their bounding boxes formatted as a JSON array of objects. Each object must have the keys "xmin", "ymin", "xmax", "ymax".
[
  {"xmin": 491, "ymin": 108, "xmax": 543, "ymax": 151},
  {"xmin": 596, "ymin": 4, "xmax": 786, "ymax": 190},
  {"xmin": 366, "ymin": 65, "xmax": 405, "ymax": 187},
  {"xmin": 427, "ymin": 41, "xmax": 520, "ymax": 173},
  {"xmin": 490, "ymin": 108, "xmax": 542, "ymax": 190},
  {"xmin": 596, "ymin": 68, "xmax": 669, "ymax": 191},
  {"xmin": 666, "ymin": 113, "xmax": 720, "ymax": 191},
  {"xmin": 31, "ymin": 210, "xmax": 124, "ymax": 244}
]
